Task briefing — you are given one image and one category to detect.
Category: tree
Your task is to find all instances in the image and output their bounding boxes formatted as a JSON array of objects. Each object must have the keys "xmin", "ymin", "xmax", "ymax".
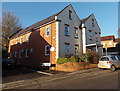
[{"xmin": 2, "ymin": 11, "xmax": 22, "ymax": 58}]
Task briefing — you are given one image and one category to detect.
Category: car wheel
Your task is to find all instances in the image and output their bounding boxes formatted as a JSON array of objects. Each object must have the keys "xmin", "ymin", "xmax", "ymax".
[
  {"xmin": 99, "ymin": 68, "xmax": 103, "ymax": 70},
  {"xmin": 110, "ymin": 65, "xmax": 116, "ymax": 72}
]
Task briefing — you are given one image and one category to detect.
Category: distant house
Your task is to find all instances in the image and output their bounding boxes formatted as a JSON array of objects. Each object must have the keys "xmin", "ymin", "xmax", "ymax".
[
  {"xmin": 8, "ymin": 4, "xmax": 102, "ymax": 69},
  {"xmin": 80, "ymin": 14, "xmax": 102, "ymax": 57},
  {"xmin": 101, "ymin": 35, "xmax": 120, "ymax": 55}
]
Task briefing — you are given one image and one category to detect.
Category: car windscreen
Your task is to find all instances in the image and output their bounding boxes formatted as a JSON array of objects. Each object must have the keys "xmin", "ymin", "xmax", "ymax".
[{"xmin": 100, "ymin": 57, "xmax": 109, "ymax": 61}]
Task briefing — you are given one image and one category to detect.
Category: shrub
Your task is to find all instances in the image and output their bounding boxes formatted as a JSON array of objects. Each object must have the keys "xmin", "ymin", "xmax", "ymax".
[
  {"xmin": 88, "ymin": 51, "xmax": 99, "ymax": 64},
  {"xmin": 56, "ymin": 57, "xmax": 69, "ymax": 64},
  {"xmin": 78, "ymin": 52, "xmax": 90, "ymax": 63},
  {"xmin": 69, "ymin": 56, "xmax": 79, "ymax": 62},
  {"xmin": 65, "ymin": 54, "xmax": 74, "ymax": 58}
]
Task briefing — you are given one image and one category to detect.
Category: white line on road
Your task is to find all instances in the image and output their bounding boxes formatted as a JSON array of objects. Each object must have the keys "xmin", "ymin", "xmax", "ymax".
[{"xmin": 36, "ymin": 71, "xmax": 53, "ymax": 76}]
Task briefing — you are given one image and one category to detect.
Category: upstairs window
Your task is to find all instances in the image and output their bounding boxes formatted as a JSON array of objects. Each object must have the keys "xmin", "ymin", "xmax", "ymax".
[
  {"xmin": 20, "ymin": 37, "xmax": 23, "ymax": 44},
  {"xmin": 88, "ymin": 30, "xmax": 92, "ymax": 38},
  {"xmin": 45, "ymin": 45, "xmax": 50, "ymax": 56},
  {"xmin": 74, "ymin": 28, "xmax": 78, "ymax": 38},
  {"xmin": 92, "ymin": 19, "xmax": 95, "ymax": 27},
  {"xmin": 26, "ymin": 34, "xmax": 30, "ymax": 42},
  {"xmin": 16, "ymin": 38, "xmax": 18, "ymax": 44},
  {"xmin": 64, "ymin": 24, "xmax": 69, "ymax": 36},
  {"xmin": 46, "ymin": 27, "xmax": 50, "ymax": 37},
  {"xmin": 69, "ymin": 10, "xmax": 72, "ymax": 20}
]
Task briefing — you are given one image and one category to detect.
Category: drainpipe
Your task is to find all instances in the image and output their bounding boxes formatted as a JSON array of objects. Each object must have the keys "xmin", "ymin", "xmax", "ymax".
[{"xmin": 82, "ymin": 24, "xmax": 86, "ymax": 53}]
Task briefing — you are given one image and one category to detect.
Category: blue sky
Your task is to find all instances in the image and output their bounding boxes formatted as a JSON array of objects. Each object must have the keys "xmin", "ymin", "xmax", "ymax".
[{"xmin": 2, "ymin": 2, "xmax": 118, "ymax": 38}]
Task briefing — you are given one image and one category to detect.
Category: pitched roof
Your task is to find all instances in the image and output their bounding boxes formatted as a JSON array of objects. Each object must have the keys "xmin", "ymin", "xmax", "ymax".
[
  {"xmin": 80, "ymin": 13, "xmax": 93, "ymax": 23},
  {"xmin": 101, "ymin": 35, "xmax": 115, "ymax": 41},
  {"xmin": 115, "ymin": 38, "xmax": 120, "ymax": 43},
  {"xmin": 10, "ymin": 4, "xmax": 72, "ymax": 39}
]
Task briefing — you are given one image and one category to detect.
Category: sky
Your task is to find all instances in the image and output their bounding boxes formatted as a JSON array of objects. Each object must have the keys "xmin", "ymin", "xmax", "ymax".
[{"xmin": 2, "ymin": 2, "xmax": 118, "ymax": 38}]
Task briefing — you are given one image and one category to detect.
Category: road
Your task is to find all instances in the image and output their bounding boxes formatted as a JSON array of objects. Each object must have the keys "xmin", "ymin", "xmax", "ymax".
[{"xmin": 14, "ymin": 68, "xmax": 119, "ymax": 89}]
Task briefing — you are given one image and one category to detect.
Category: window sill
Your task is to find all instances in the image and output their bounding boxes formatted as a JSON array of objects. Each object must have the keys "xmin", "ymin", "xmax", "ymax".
[
  {"xmin": 65, "ymin": 35, "xmax": 70, "ymax": 37},
  {"xmin": 74, "ymin": 37, "xmax": 78, "ymax": 39}
]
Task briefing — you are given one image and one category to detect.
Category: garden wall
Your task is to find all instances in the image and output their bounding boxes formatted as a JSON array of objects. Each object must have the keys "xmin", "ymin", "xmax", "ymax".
[{"xmin": 55, "ymin": 62, "xmax": 97, "ymax": 72}]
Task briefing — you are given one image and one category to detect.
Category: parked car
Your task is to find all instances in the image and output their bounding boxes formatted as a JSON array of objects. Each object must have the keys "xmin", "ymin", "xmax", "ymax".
[
  {"xmin": 2, "ymin": 59, "xmax": 16, "ymax": 68},
  {"xmin": 98, "ymin": 55, "xmax": 120, "ymax": 71}
]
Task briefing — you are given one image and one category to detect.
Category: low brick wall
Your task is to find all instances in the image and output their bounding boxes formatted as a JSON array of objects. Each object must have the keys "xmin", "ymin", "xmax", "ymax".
[{"xmin": 55, "ymin": 62, "xmax": 97, "ymax": 72}]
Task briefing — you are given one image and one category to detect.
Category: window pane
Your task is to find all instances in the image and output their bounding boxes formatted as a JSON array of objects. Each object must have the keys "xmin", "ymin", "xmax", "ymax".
[
  {"xmin": 46, "ymin": 27, "xmax": 50, "ymax": 36},
  {"xmin": 116, "ymin": 56, "xmax": 120, "ymax": 60},
  {"xmin": 100, "ymin": 57, "xmax": 109, "ymax": 61},
  {"xmin": 65, "ymin": 26, "xmax": 69, "ymax": 36},
  {"xmin": 111, "ymin": 56, "xmax": 117, "ymax": 60}
]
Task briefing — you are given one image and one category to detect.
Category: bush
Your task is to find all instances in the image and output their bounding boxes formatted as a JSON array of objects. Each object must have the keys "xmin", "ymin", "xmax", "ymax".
[
  {"xmin": 78, "ymin": 52, "xmax": 90, "ymax": 62},
  {"xmin": 69, "ymin": 56, "xmax": 79, "ymax": 62},
  {"xmin": 88, "ymin": 51, "xmax": 99, "ymax": 64},
  {"xmin": 56, "ymin": 57, "xmax": 69, "ymax": 64}
]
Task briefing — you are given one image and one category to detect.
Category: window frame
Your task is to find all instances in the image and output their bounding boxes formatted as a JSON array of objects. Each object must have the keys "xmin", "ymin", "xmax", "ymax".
[
  {"xmin": 26, "ymin": 49, "xmax": 29, "ymax": 58},
  {"xmin": 26, "ymin": 34, "xmax": 30, "ymax": 42},
  {"xmin": 88, "ymin": 30, "xmax": 92, "ymax": 39},
  {"xmin": 64, "ymin": 43, "xmax": 70, "ymax": 55},
  {"xmin": 20, "ymin": 37, "xmax": 23, "ymax": 44},
  {"xmin": 46, "ymin": 27, "xmax": 50, "ymax": 37},
  {"xmin": 15, "ymin": 52, "xmax": 17, "ymax": 57},
  {"xmin": 64, "ymin": 24, "xmax": 69, "ymax": 36},
  {"xmin": 69, "ymin": 10, "xmax": 72, "ymax": 20},
  {"xmin": 45, "ymin": 45, "xmax": 50, "ymax": 56},
  {"xmin": 74, "ymin": 27, "xmax": 78, "ymax": 38}
]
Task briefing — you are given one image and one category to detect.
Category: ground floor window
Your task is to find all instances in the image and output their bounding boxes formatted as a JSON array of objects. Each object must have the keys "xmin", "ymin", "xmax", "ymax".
[
  {"xmin": 45, "ymin": 45, "xmax": 50, "ymax": 56},
  {"xmin": 26, "ymin": 49, "xmax": 29, "ymax": 58}
]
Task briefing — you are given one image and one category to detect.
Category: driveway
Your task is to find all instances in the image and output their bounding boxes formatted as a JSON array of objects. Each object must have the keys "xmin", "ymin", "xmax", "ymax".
[{"xmin": 2, "ymin": 66, "xmax": 67, "ymax": 84}]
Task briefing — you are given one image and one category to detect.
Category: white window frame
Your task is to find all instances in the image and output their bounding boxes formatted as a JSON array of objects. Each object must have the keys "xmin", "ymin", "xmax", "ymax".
[
  {"xmin": 74, "ymin": 28, "xmax": 78, "ymax": 38},
  {"xmin": 30, "ymin": 48, "xmax": 33, "ymax": 52},
  {"xmin": 26, "ymin": 34, "xmax": 30, "ymax": 42},
  {"xmin": 46, "ymin": 27, "xmax": 50, "ymax": 37},
  {"xmin": 16, "ymin": 38, "xmax": 18, "ymax": 44},
  {"xmin": 45, "ymin": 45, "xmax": 50, "ymax": 56},
  {"xmin": 109, "ymin": 42, "xmax": 112, "ymax": 46},
  {"xmin": 15, "ymin": 52, "xmax": 17, "ymax": 57},
  {"xmin": 26, "ymin": 49, "xmax": 29, "ymax": 58},
  {"xmin": 20, "ymin": 37, "xmax": 23, "ymax": 44},
  {"xmin": 64, "ymin": 25, "xmax": 69, "ymax": 36}
]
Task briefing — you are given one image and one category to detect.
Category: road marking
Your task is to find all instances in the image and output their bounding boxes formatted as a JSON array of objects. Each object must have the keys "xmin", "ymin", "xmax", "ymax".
[{"xmin": 36, "ymin": 71, "xmax": 53, "ymax": 76}]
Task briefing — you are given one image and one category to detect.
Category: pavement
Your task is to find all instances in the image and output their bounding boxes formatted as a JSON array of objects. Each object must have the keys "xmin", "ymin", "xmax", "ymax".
[{"xmin": 2, "ymin": 67, "xmax": 99, "ymax": 89}]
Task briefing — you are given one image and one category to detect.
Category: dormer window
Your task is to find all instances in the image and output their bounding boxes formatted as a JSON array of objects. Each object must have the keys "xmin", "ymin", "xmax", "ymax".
[
  {"xmin": 69, "ymin": 10, "xmax": 72, "ymax": 20},
  {"xmin": 92, "ymin": 19, "xmax": 95, "ymax": 27}
]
